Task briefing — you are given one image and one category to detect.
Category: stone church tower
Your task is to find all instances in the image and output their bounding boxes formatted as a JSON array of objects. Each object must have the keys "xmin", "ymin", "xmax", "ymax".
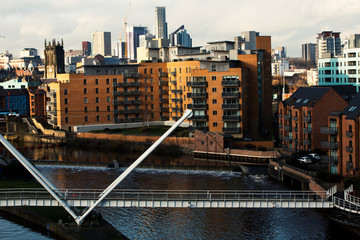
[{"xmin": 44, "ymin": 39, "xmax": 65, "ymax": 78}]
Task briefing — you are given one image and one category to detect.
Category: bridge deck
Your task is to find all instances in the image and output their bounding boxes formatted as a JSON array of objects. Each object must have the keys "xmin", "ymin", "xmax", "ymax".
[{"xmin": 0, "ymin": 189, "xmax": 333, "ymax": 208}]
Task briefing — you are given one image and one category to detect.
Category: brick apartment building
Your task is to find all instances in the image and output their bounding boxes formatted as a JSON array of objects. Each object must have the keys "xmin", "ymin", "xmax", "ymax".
[
  {"xmin": 322, "ymin": 93, "xmax": 360, "ymax": 177},
  {"xmin": 43, "ymin": 35, "xmax": 272, "ymax": 139},
  {"xmin": 278, "ymin": 86, "xmax": 356, "ymax": 153}
]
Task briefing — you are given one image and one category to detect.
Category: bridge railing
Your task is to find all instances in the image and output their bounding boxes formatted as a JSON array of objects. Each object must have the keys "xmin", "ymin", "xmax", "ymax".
[
  {"xmin": 0, "ymin": 188, "xmax": 330, "ymax": 202},
  {"xmin": 333, "ymin": 196, "xmax": 360, "ymax": 214}
]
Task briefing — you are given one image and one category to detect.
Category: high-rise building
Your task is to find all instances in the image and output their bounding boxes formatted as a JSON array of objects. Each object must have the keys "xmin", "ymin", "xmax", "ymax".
[
  {"xmin": 92, "ymin": 32, "xmax": 111, "ymax": 56},
  {"xmin": 126, "ymin": 26, "xmax": 148, "ymax": 61},
  {"xmin": 82, "ymin": 41, "xmax": 91, "ymax": 57},
  {"xmin": 170, "ymin": 25, "xmax": 192, "ymax": 47},
  {"xmin": 347, "ymin": 34, "xmax": 360, "ymax": 49},
  {"xmin": 155, "ymin": 6, "xmax": 168, "ymax": 39},
  {"xmin": 302, "ymin": 43, "xmax": 316, "ymax": 64},
  {"xmin": 316, "ymin": 31, "xmax": 341, "ymax": 61}
]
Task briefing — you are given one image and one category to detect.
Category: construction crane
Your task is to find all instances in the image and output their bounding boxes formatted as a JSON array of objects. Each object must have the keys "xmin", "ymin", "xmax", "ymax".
[{"xmin": 119, "ymin": 3, "xmax": 131, "ymax": 59}]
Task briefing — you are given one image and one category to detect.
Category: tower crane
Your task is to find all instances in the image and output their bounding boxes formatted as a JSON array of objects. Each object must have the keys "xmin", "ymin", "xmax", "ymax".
[{"xmin": 120, "ymin": 3, "xmax": 131, "ymax": 59}]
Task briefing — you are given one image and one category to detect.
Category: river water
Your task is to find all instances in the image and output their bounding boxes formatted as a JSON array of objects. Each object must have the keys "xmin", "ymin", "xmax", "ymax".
[{"xmin": 2, "ymin": 144, "xmax": 359, "ymax": 239}]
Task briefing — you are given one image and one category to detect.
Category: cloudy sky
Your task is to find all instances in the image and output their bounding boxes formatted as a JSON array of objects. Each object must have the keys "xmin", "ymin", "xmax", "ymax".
[{"xmin": 2, "ymin": 0, "xmax": 360, "ymax": 58}]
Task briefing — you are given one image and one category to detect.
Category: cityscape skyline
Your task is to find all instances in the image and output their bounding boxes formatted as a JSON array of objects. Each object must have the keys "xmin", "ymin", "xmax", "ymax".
[{"xmin": 1, "ymin": 0, "xmax": 360, "ymax": 57}]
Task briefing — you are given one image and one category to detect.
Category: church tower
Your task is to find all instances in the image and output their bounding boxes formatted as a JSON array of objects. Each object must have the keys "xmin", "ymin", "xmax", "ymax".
[{"xmin": 44, "ymin": 39, "xmax": 65, "ymax": 78}]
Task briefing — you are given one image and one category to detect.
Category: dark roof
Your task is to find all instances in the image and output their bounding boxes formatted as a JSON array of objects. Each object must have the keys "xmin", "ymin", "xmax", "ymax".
[
  {"xmin": 284, "ymin": 87, "xmax": 329, "ymax": 108},
  {"xmin": 328, "ymin": 85, "xmax": 357, "ymax": 102},
  {"xmin": 284, "ymin": 85, "xmax": 357, "ymax": 109},
  {"xmin": 342, "ymin": 93, "xmax": 360, "ymax": 120}
]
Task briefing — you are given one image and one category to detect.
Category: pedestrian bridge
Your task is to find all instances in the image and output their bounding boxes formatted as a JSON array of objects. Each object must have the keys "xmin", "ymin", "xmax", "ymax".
[{"xmin": 0, "ymin": 188, "xmax": 334, "ymax": 209}]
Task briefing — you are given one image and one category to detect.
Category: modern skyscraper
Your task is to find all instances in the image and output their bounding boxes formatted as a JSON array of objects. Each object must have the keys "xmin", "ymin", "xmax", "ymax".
[
  {"xmin": 91, "ymin": 32, "xmax": 112, "ymax": 56},
  {"xmin": 316, "ymin": 31, "xmax": 341, "ymax": 61},
  {"xmin": 347, "ymin": 34, "xmax": 360, "ymax": 49},
  {"xmin": 170, "ymin": 25, "xmax": 192, "ymax": 47},
  {"xmin": 126, "ymin": 26, "xmax": 148, "ymax": 61},
  {"xmin": 302, "ymin": 43, "xmax": 316, "ymax": 63},
  {"xmin": 155, "ymin": 6, "xmax": 168, "ymax": 39}
]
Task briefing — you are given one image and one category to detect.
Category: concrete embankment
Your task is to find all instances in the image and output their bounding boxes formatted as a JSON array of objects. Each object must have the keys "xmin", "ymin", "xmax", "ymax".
[{"xmin": 0, "ymin": 207, "xmax": 128, "ymax": 240}]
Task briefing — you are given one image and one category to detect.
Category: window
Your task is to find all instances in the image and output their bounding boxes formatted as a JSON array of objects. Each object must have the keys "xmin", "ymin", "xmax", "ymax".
[
  {"xmin": 212, "ymin": 99, "xmax": 217, "ymax": 104},
  {"xmin": 213, "ymin": 111, "xmax": 217, "ymax": 115},
  {"xmin": 151, "ymin": 104, "xmax": 154, "ymax": 109},
  {"xmin": 96, "ymin": 116, "xmax": 100, "ymax": 121},
  {"xmin": 83, "ymin": 79, "xmax": 87, "ymax": 85},
  {"xmin": 144, "ymin": 69, "xmax": 147, "ymax": 74},
  {"xmin": 107, "ymin": 106, "xmax": 110, "ymax": 112},
  {"xmin": 106, "ymin": 79, "xmax": 109, "ymax": 84},
  {"xmin": 84, "ymin": 88, "xmax": 87, "ymax": 94},
  {"xmin": 213, "ymin": 122, "xmax": 218, "ymax": 127},
  {"xmin": 85, "ymin": 116, "xmax": 88, "ymax": 122},
  {"xmin": 84, "ymin": 97, "xmax": 88, "ymax": 104},
  {"xmin": 150, "ymin": 68, "xmax": 153, "ymax": 74},
  {"xmin": 107, "ymin": 88, "xmax": 110, "ymax": 93},
  {"xmin": 84, "ymin": 107, "xmax": 88, "ymax": 113},
  {"xmin": 65, "ymin": 98, "xmax": 68, "ymax": 104},
  {"xmin": 107, "ymin": 97, "xmax": 110, "ymax": 103},
  {"xmin": 95, "ymin": 79, "xmax": 99, "ymax": 85},
  {"xmin": 212, "ymin": 76, "xmax": 216, "ymax": 81},
  {"xmin": 96, "ymin": 97, "xmax": 99, "ymax": 103},
  {"xmin": 96, "ymin": 88, "xmax": 99, "ymax": 94},
  {"xmin": 151, "ymin": 86, "xmax": 154, "ymax": 92},
  {"xmin": 212, "ymin": 65, "xmax": 216, "ymax": 71},
  {"xmin": 64, "ymin": 89, "xmax": 68, "ymax": 95},
  {"xmin": 65, "ymin": 117, "xmax": 68, "ymax": 123},
  {"xmin": 151, "ymin": 95, "xmax": 154, "ymax": 101},
  {"xmin": 212, "ymin": 88, "xmax": 217, "ymax": 92},
  {"xmin": 65, "ymin": 108, "xmax": 68, "ymax": 114},
  {"xmin": 96, "ymin": 106, "xmax": 99, "ymax": 112},
  {"xmin": 107, "ymin": 115, "xmax": 111, "ymax": 121}
]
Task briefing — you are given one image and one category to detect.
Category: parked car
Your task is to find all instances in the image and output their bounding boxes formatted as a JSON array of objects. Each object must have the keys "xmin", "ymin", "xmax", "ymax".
[
  {"xmin": 308, "ymin": 153, "xmax": 320, "ymax": 162},
  {"xmin": 298, "ymin": 156, "xmax": 312, "ymax": 164}
]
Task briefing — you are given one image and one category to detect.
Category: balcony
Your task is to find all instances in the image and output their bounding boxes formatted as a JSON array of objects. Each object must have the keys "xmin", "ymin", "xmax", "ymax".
[
  {"xmin": 222, "ymin": 127, "xmax": 241, "ymax": 134},
  {"xmin": 159, "ymin": 80, "xmax": 168, "ymax": 86},
  {"xmin": 171, "ymin": 71, "xmax": 177, "ymax": 76},
  {"xmin": 320, "ymin": 127, "xmax": 338, "ymax": 135},
  {"xmin": 346, "ymin": 146, "xmax": 353, "ymax": 153},
  {"xmin": 284, "ymin": 125, "xmax": 292, "ymax": 131},
  {"xmin": 188, "ymin": 104, "xmax": 208, "ymax": 110},
  {"xmin": 293, "ymin": 116, "xmax": 298, "ymax": 121},
  {"xmin": 324, "ymin": 156, "xmax": 339, "ymax": 165},
  {"xmin": 114, "ymin": 90, "xmax": 141, "ymax": 96},
  {"xmin": 122, "ymin": 72, "xmax": 140, "ymax": 78},
  {"xmin": 160, "ymin": 116, "xmax": 169, "ymax": 121},
  {"xmin": 303, "ymin": 139, "xmax": 312, "ymax": 145},
  {"xmin": 47, "ymin": 101, "xmax": 57, "ymax": 107},
  {"xmin": 172, "ymin": 107, "xmax": 183, "ymax": 112},
  {"xmin": 222, "ymin": 104, "xmax": 241, "ymax": 110},
  {"xmin": 114, "ymin": 109, "xmax": 141, "ymax": 114},
  {"xmin": 278, "ymin": 114, "xmax": 283, "ymax": 118},
  {"xmin": 171, "ymin": 89, "xmax": 183, "ymax": 94},
  {"xmin": 48, "ymin": 119, "xmax": 57, "ymax": 125},
  {"xmin": 160, "ymin": 107, "xmax": 169, "ymax": 112},
  {"xmin": 221, "ymin": 80, "xmax": 240, "ymax": 87},
  {"xmin": 284, "ymin": 114, "xmax": 291, "ymax": 120},
  {"xmin": 303, "ymin": 116, "xmax": 311, "ymax": 122},
  {"xmin": 320, "ymin": 141, "xmax": 338, "ymax": 150},
  {"xmin": 46, "ymin": 92, "xmax": 56, "ymax": 98},
  {"xmin": 171, "ymin": 98, "xmax": 183, "ymax": 103},
  {"xmin": 278, "ymin": 124, "xmax": 283, "ymax": 129},
  {"xmin": 346, "ymin": 131, "xmax": 353, "ymax": 138},
  {"xmin": 222, "ymin": 115, "xmax": 241, "ymax": 121},
  {"xmin": 47, "ymin": 110, "xmax": 57, "ymax": 116},
  {"xmin": 222, "ymin": 92, "xmax": 240, "ymax": 98},
  {"xmin": 170, "ymin": 80, "xmax": 177, "ymax": 85},
  {"xmin": 283, "ymin": 136, "xmax": 292, "ymax": 142},
  {"xmin": 125, "ymin": 117, "xmax": 142, "ymax": 122},
  {"xmin": 159, "ymin": 72, "xmax": 168, "ymax": 77},
  {"xmin": 113, "ymin": 82, "xmax": 141, "ymax": 87},
  {"xmin": 113, "ymin": 100, "xmax": 141, "ymax": 105},
  {"xmin": 303, "ymin": 128, "xmax": 312, "ymax": 134},
  {"xmin": 186, "ymin": 81, "xmax": 207, "ymax": 87},
  {"xmin": 293, "ymin": 127, "xmax": 298, "ymax": 132},
  {"xmin": 187, "ymin": 92, "xmax": 207, "ymax": 99},
  {"xmin": 160, "ymin": 98, "xmax": 169, "ymax": 103},
  {"xmin": 160, "ymin": 90, "xmax": 168, "ymax": 95},
  {"xmin": 190, "ymin": 115, "xmax": 208, "ymax": 121}
]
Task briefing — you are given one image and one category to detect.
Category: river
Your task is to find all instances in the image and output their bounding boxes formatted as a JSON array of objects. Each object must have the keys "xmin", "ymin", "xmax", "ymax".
[{"xmin": 2, "ymin": 144, "xmax": 359, "ymax": 239}]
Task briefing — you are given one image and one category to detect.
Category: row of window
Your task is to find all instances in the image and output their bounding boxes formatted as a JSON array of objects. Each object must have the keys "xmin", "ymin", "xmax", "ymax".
[
  {"xmin": 65, "ymin": 115, "xmax": 111, "ymax": 123},
  {"xmin": 319, "ymin": 61, "xmax": 360, "ymax": 68}
]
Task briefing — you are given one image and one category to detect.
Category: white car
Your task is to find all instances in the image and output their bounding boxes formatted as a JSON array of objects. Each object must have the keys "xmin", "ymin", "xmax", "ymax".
[
  {"xmin": 298, "ymin": 156, "xmax": 312, "ymax": 164},
  {"xmin": 308, "ymin": 153, "xmax": 320, "ymax": 160}
]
